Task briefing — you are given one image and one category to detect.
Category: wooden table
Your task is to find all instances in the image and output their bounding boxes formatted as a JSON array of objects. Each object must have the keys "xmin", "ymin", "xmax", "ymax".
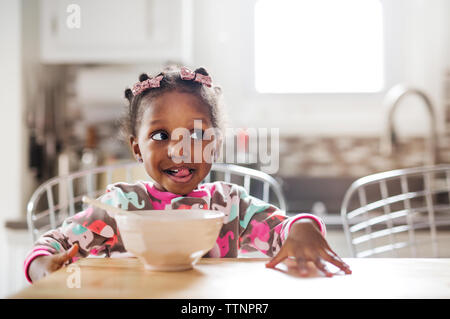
[{"xmin": 11, "ymin": 257, "xmax": 450, "ymax": 299}]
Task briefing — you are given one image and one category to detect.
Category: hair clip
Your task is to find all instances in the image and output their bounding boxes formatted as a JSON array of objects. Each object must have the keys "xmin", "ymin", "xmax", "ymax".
[
  {"xmin": 131, "ymin": 75, "xmax": 164, "ymax": 96},
  {"xmin": 180, "ymin": 67, "xmax": 212, "ymax": 87}
]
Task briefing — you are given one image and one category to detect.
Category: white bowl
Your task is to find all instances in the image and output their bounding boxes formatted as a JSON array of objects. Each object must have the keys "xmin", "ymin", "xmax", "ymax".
[{"xmin": 115, "ymin": 209, "xmax": 224, "ymax": 271}]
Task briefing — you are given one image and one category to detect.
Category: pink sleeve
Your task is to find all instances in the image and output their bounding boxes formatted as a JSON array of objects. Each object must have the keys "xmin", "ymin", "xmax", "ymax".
[
  {"xmin": 23, "ymin": 248, "xmax": 53, "ymax": 283},
  {"xmin": 280, "ymin": 213, "xmax": 327, "ymax": 241}
]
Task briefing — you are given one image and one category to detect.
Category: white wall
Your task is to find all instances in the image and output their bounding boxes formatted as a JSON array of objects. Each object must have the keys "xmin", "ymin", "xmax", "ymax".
[
  {"xmin": 191, "ymin": 0, "xmax": 450, "ymax": 137},
  {"xmin": 0, "ymin": 0, "xmax": 24, "ymax": 223}
]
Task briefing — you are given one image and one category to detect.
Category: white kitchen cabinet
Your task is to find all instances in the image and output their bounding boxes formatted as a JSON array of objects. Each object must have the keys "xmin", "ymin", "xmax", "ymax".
[{"xmin": 40, "ymin": 0, "xmax": 192, "ymax": 64}]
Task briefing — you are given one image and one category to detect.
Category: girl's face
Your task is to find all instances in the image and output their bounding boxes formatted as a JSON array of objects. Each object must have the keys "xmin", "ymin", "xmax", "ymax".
[{"xmin": 130, "ymin": 91, "xmax": 217, "ymax": 195}]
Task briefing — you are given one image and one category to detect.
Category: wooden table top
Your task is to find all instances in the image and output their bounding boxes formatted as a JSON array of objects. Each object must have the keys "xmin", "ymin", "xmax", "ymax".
[{"xmin": 11, "ymin": 257, "xmax": 450, "ymax": 299}]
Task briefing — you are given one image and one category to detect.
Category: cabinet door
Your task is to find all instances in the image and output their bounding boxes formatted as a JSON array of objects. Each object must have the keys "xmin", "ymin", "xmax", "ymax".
[{"xmin": 40, "ymin": 0, "xmax": 191, "ymax": 63}]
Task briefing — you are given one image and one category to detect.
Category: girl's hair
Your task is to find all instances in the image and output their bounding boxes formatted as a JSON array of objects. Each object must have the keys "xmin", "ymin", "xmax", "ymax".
[{"xmin": 121, "ymin": 66, "xmax": 226, "ymax": 141}]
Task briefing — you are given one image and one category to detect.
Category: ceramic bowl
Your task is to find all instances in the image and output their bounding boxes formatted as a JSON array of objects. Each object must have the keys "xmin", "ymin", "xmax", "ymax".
[{"xmin": 114, "ymin": 209, "xmax": 224, "ymax": 271}]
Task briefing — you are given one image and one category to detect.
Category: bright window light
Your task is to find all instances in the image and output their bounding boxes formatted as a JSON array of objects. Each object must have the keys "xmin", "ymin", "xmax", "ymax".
[{"xmin": 255, "ymin": 0, "xmax": 384, "ymax": 93}]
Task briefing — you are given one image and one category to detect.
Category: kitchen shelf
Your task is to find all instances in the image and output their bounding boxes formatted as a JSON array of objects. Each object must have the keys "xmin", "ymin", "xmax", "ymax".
[{"xmin": 40, "ymin": 0, "xmax": 192, "ymax": 64}]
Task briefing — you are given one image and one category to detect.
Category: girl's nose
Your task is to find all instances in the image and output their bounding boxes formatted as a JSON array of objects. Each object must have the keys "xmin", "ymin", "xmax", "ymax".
[{"xmin": 167, "ymin": 139, "xmax": 191, "ymax": 162}]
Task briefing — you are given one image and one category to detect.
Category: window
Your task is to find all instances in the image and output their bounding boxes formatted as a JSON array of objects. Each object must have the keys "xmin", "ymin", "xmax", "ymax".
[{"xmin": 254, "ymin": 0, "xmax": 384, "ymax": 93}]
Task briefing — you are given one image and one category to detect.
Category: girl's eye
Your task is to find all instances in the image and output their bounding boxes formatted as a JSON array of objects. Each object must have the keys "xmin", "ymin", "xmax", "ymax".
[
  {"xmin": 151, "ymin": 131, "xmax": 169, "ymax": 141},
  {"xmin": 190, "ymin": 129, "xmax": 205, "ymax": 140}
]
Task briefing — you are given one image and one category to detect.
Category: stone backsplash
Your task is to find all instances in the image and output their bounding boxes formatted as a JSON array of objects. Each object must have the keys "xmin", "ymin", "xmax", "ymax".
[{"xmin": 275, "ymin": 135, "xmax": 450, "ymax": 178}]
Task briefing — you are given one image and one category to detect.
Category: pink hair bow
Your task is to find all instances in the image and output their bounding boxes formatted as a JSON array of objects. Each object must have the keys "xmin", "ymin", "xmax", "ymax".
[
  {"xmin": 131, "ymin": 75, "xmax": 164, "ymax": 96},
  {"xmin": 180, "ymin": 67, "xmax": 212, "ymax": 87}
]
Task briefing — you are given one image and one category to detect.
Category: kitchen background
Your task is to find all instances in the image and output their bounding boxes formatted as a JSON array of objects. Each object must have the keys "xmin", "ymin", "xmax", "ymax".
[{"xmin": 1, "ymin": 0, "xmax": 449, "ymax": 297}]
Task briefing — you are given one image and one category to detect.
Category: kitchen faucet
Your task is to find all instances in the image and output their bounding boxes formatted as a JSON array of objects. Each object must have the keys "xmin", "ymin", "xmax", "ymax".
[{"xmin": 380, "ymin": 84, "xmax": 438, "ymax": 166}]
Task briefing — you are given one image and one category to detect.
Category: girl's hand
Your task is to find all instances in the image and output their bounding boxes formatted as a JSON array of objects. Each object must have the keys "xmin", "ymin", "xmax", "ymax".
[
  {"xmin": 28, "ymin": 244, "xmax": 79, "ymax": 283},
  {"xmin": 265, "ymin": 220, "xmax": 351, "ymax": 277}
]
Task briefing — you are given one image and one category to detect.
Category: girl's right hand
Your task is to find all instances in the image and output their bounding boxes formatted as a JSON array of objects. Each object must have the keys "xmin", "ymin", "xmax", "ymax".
[{"xmin": 28, "ymin": 243, "xmax": 79, "ymax": 283}]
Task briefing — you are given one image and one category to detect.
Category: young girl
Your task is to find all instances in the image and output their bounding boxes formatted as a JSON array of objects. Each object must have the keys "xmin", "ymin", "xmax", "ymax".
[{"xmin": 24, "ymin": 66, "xmax": 351, "ymax": 283}]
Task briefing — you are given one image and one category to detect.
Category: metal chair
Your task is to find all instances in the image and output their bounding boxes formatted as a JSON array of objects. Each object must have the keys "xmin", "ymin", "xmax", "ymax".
[
  {"xmin": 341, "ymin": 164, "xmax": 450, "ymax": 258},
  {"xmin": 27, "ymin": 161, "xmax": 287, "ymax": 244}
]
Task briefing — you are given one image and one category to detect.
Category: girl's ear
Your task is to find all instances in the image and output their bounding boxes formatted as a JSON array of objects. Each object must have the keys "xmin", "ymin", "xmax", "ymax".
[{"xmin": 129, "ymin": 135, "xmax": 142, "ymax": 161}]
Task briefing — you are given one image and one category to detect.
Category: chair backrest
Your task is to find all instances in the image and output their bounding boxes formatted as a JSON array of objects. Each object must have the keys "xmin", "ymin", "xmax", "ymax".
[
  {"xmin": 27, "ymin": 162, "xmax": 287, "ymax": 244},
  {"xmin": 340, "ymin": 164, "xmax": 450, "ymax": 258}
]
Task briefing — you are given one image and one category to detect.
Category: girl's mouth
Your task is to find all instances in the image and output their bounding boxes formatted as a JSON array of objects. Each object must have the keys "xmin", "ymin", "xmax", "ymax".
[{"xmin": 163, "ymin": 167, "xmax": 195, "ymax": 183}]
